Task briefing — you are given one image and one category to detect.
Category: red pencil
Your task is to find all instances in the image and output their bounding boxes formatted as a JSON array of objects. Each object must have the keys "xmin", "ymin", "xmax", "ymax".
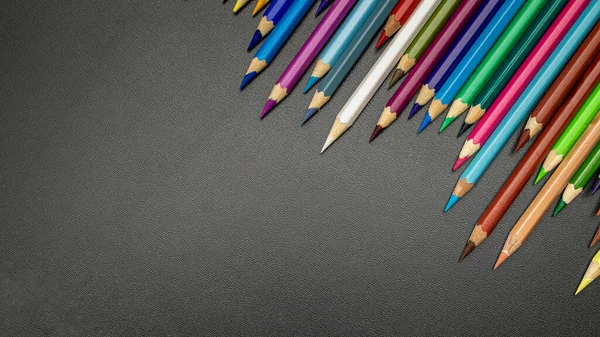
[
  {"xmin": 370, "ymin": 0, "xmax": 485, "ymax": 141},
  {"xmin": 375, "ymin": 0, "xmax": 421, "ymax": 48},
  {"xmin": 453, "ymin": 1, "xmax": 588, "ymax": 170}
]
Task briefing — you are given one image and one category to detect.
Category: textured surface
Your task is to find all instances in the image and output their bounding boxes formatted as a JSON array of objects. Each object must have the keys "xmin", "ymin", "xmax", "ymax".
[{"xmin": 1, "ymin": 1, "xmax": 599, "ymax": 335}]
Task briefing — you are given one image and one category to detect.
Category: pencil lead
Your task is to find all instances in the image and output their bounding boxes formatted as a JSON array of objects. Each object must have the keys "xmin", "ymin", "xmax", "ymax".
[
  {"xmin": 439, "ymin": 117, "xmax": 456, "ymax": 133},
  {"xmin": 321, "ymin": 136, "xmax": 335, "ymax": 153},
  {"xmin": 457, "ymin": 121, "xmax": 472, "ymax": 137},
  {"xmin": 375, "ymin": 31, "xmax": 388, "ymax": 49},
  {"xmin": 534, "ymin": 168, "xmax": 548, "ymax": 184},
  {"xmin": 459, "ymin": 241, "xmax": 476, "ymax": 262},
  {"xmin": 305, "ymin": 77, "xmax": 320, "ymax": 93},
  {"xmin": 453, "ymin": 156, "xmax": 468, "ymax": 172},
  {"xmin": 592, "ymin": 179, "xmax": 600, "ymax": 195},
  {"xmin": 408, "ymin": 104, "xmax": 422, "ymax": 119},
  {"xmin": 247, "ymin": 31, "xmax": 263, "ymax": 51},
  {"xmin": 315, "ymin": 1, "xmax": 330, "ymax": 16},
  {"xmin": 575, "ymin": 278, "xmax": 592, "ymax": 295},
  {"xmin": 240, "ymin": 72, "xmax": 258, "ymax": 90},
  {"xmin": 418, "ymin": 113, "xmax": 431, "ymax": 133},
  {"xmin": 370, "ymin": 125, "xmax": 384, "ymax": 143},
  {"xmin": 590, "ymin": 227, "xmax": 600, "ymax": 247},
  {"xmin": 388, "ymin": 69, "xmax": 404, "ymax": 89},
  {"xmin": 514, "ymin": 132, "xmax": 530, "ymax": 152},
  {"xmin": 494, "ymin": 252, "xmax": 509, "ymax": 270},
  {"xmin": 553, "ymin": 199, "xmax": 567, "ymax": 217},
  {"xmin": 302, "ymin": 108, "xmax": 318, "ymax": 125},
  {"xmin": 260, "ymin": 99, "xmax": 278, "ymax": 119},
  {"xmin": 444, "ymin": 194, "xmax": 460, "ymax": 212}
]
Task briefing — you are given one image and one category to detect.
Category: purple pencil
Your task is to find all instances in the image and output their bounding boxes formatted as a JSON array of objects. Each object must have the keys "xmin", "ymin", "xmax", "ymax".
[
  {"xmin": 316, "ymin": 0, "xmax": 335, "ymax": 16},
  {"xmin": 592, "ymin": 174, "xmax": 600, "ymax": 194},
  {"xmin": 370, "ymin": 0, "xmax": 485, "ymax": 142},
  {"xmin": 261, "ymin": 0, "xmax": 356, "ymax": 118},
  {"xmin": 408, "ymin": 0, "xmax": 503, "ymax": 119}
]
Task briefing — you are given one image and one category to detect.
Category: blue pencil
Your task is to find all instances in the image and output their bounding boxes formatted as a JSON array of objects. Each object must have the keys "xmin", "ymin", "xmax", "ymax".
[
  {"xmin": 409, "ymin": 0, "xmax": 503, "ymax": 119},
  {"xmin": 304, "ymin": 0, "xmax": 380, "ymax": 93},
  {"xmin": 302, "ymin": 0, "xmax": 397, "ymax": 124},
  {"xmin": 444, "ymin": 1, "xmax": 600, "ymax": 212},
  {"xmin": 241, "ymin": 0, "xmax": 316, "ymax": 90},
  {"xmin": 418, "ymin": 0, "xmax": 526, "ymax": 132},
  {"xmin": 317, "ymin": 0, "xmax": 335, "ymax": 16},
  {"xmin": 247, "ymin": 0, "xmax": 295, "ymax": 51}
]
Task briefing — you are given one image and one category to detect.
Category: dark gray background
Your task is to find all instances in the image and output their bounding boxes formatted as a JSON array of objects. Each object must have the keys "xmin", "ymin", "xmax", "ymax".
[{"xmin": 1, "ymin": 1, "xmax": 598, "ymax": 335}]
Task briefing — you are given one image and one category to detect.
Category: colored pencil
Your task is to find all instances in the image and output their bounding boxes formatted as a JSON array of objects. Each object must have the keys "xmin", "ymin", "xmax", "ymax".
[
  {"xmin": 303, "ymin": 0, "xmax": 398, "ymax": 124},
  {"xmin": 304, "ymin": 0, "xmax": 380, "ymax": 93},
  {"xmin": 418, "ymin": 0, "xmax": 528, "ymax": 133},
  {"xmin": 262, "ymin": 0, "xmax": 356, "ymax": 118},
  {"xmin": 516, "ymin": 23, "xmax": 600, "ymax": 151},
  {"xmin": 388, "ymin": 0, "xmax": 461, "ymax": 86},
  {"xmin": 375, "ymin": 0, "xmax": 421, "ymax": 49},
  {"xmin": 234, "ymin": 0, "xmax": 253, "ymax": 13},
  {"xmin": 445, "ymin": 6, "xmax": 597, "ymax": 212},
  {"xmin": 317, "ymin": 0, "xmax": 335, "ymax": 16},
  {"xmin": 591, "ymin": 226, "xmax": 600, "ymax": 247},
  {"xmin": 321, "ymin": 0, "xmax": 441, "ymax": 153},
  {"xmin": 409, "ymin": 0, "xmax": 503, "ymax": 119},
  {"xmin": 370, "ymin": 0, "xmax": 484, "ymax": 141},
  {"xmin": 440, "ymin": 0, "xmax": 547, "ymax": 132},
  {"xmin": 453, "ymin": 0, "xmax": 590, "ymax": 171},
  {"xmin": 554, "ymin": 142, "xmax": 600, "ymax": 216},
  {"xmin": 253, "ymin": 0, "xmax": 271, "ymax": 16},
  {"xmin": 577, "ymin": 249, "xmax": 600, "ymax": 294},
  {"xmin": 458, "ymin": 1, "xmax": 569, "ymax": 137},
  {"xmin": 459, "ymin": 60, "xmax": 600, "ymax": 261},
  {"xmin": 592, "ymin": 173, "xmax": 600, "ymax": 194},
  {"xmin": 240, "ymin": 0, "xmax": 316, "ymax": 90},
  {"xmin": 248, "ymin": 0, "xmax": 294, "ymax": 51},
  {"xmin": 495, "ymin": 88, "xmax": 600, "ymax": 269}
]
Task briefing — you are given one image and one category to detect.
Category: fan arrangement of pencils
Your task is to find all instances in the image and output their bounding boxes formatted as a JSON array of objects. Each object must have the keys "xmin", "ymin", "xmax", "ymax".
[{"xmin": 224, "ymin": 0, "xmax": 600, "ymax": 295}]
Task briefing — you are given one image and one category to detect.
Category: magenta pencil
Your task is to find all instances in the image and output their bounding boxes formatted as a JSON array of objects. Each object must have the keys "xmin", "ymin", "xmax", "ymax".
[
  {"xmin": 454, "ymin": 0, "xmax": 588, "ymax": 170},
  {"xmin": 261, "ymin": 0, "xmax": 356, "ymax": 118},
  {"xmin": 370, "ymin": 0, "xmax": 485, "ymax": 141}
]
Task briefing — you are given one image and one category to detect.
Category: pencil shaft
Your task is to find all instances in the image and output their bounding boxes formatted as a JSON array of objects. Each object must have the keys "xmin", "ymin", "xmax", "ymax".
[
  {"xmin": 500, "ymin": 83, "xmax": 600, "ymax": 264},
  {"xmin": 413, "ymin": 0, "xmax": 502, "ymax": 110},
  {"xmin": 459, "ymin": 0, "xmax": 590, "ymax": 164},
  {"xmin": 449, "ymin": 10, "xmax": 599, "ymax": 210},
  {"xmin": 321, "ymin": 0, "xmax": 441, "ymax": 152},
  {"xmin": 373, "ymin": 0, "xmax": 484, "ymax": 135}
]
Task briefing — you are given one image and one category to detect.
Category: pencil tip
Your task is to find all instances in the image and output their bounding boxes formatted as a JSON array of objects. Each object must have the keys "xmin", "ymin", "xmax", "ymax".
[
  {"xmin": 302, "ymin": 108, "xmax": 318, "ymax": 125},
  {"xmin": 494, "ymin": 252, "xmax": 509, "ymax": 270},
  {"xmin": 590, "ymin": 227, "xmax": 600, "ymax": 247},
  {"xmin": 575, "ymin": 279, "xmax": 591, "ymax": 295},
  {"xmin": 591, "ymin": 179, "xmax": 600, "ymax": 195},
  {"xmin": 457, "ymin": 122, "xmax": 472, "ymax": 137},
  {"xmin": 439, "ymin": 117, "xmax": 455, "ymax": 133},
  {"xmin": 553, "ymin": 199, "xmax": 566, "ymax": 217},
  {"xmin": 388, "ymin": 70, "xmax": 404, "ymax": 89},
  {"xmin": 459, "ymin": 241, "xmax": 476, "ymax": 262},
  {"xmin": 370, "ymin": 125, "xmax": 384, "ymax": 143},
  {"xmin": 261, "ymin": 99, "xmax": 277, "ymax": 119},
  {"xmin": 247, "ymin": 30, "xmax": 263, "ymax": 51},
  {"xmin": 315, "ymin": 1, "xmax": 330, "ymax": 16},
  {"xmin": 375, "ymin": 32, "xmax": 388, "ymax": 49},
  {"xmin": 233, "ymin": 1, "xmax": 244, "ymax": 13},
  {"xmin": 408, "ymin": 104, "xmax": 422, "ymax": 119},
  {"xmin": 321, "ymin": 137, "xmax": 334, "ymax": 153},
  {"xmin": 418, "ymin": 114, "xmax": 431, "ymax": 133},
  {"xmin": 240, "ymin": 72, "xmax": 257, "ymax": 90},
  {"xmin": 514, "ymin": 132, "xmax": 530, "ymax": 152},
  {"xmin": 444, "ymin": 194, "xmax": 459, "ymax": 212},
  {"xmin": 305, "ymin": 77, "xmax": 320, "ymax": 93},
  {"xmin": 453, "ymin": 156, "xmax": 468, "ymax": 172},
  {"xmin": 534, "ymin": 168, "xmax": 547, "ymax": 185}
]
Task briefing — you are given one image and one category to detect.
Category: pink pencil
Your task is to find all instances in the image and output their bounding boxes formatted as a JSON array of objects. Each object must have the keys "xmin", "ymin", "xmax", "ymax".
[
  {"xmin": 261, "ymin": 0, "xmax": 356, "ymax": 119},
  {"xmin": 454, "ymin": 0, "xmax": 588, "ymax": 170}
]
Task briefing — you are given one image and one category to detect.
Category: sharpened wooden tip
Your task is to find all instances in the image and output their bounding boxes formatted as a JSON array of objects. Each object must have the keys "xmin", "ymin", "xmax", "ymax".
[
  {"xmin": 561, "ymin": 183, "xmax": 581, "ymax": 205},
  {"xmin": 524, "ymin": 116, "xmax": 543, "ymax": 138},
  {"xmin": 497, "ymin": 232, "xmax": 522, "ymax": 268},
  {"xmin": 383, "ymin": 15, "xmax": 402, "ymax": 37},
  {"xmin": 428, "ymin": 99, "xmax": 447, "ymax": 120},
  {"xmin": 415, "ymin": 84, "xmax": 435, "ymax": 106},
  {"xmin": 576, "ymin": 260, "xmax": 600, "ymax": 295},
  {"xmin": 267, "ymin": 83, "xmax": 289, "ymax": 104},
  {"xmin": 376, "ymin": 106, "xmax": 398, "ymax": 129},
  {"xmin": 398, "ymin": 54, "xmax": 416, "ymax": 73},
  {"xmin": 458, "ymin": 139, "xmax": 481, "ymax": 161},
  {"xmin": 447, "ymin": 98, "xmax": 469, "ymax": 119},
  {"xmin": 541, "ymin": 149, "xmax": 563, "ymax": 174},
  {"xmin": 468, "ymin": 224, "xmax": 488, "ymax": 248},
  {"xmin": 257, "ymin": 17, "xmax": 275, "ymax": 35},
  {"xmin": 246, "ymin": 58, "xmax": 268, "ymax": 75},
  {"xmin": 308, "ymin": 90, "xmax": 330, "ymax": 110},
  {"xmin": 464, "ymin": 104, "xmax": 485, "ymax": 124},
  {"xmin": 591, "ymin": 227, "xmax": 600, "ymax": 247},
  {"xmin": 452, "ymin": 178, "xmax": 474, "ymax": 198},
  {"xmin": 321, "ymin": 117, "xmax": 349, "ymax": 153},
  {"xmin": 311, "ymin": 60, "xmax": 331, "ymax": 79}
]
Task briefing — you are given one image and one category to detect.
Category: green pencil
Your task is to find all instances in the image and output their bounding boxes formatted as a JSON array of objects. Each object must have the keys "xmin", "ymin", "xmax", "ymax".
[
  {"xmin": 440, "ymin": 0, "xmax": 546, "ymax": 132},
  {"xmin": 554, "ymin": 142, "xmax": 600, "ymax": 216},
  {"xmin": 537, "ymin": 83, "xmax": 600, "ymax": 183},
  {"xmin": 455, "ymin": 0, "xmax": 568, "ymax": 137},
  {"xmin": 388, "ymin": 0, "xmax": 461, "ymax": 87}
]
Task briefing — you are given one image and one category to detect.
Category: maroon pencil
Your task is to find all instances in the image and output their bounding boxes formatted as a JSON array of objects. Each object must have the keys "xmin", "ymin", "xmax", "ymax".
[
  {"xmin": 370, "ymin": 0, "xmax": 484, "ymax": 141},
  {"xmin": 261, "ymin": 0, "xmax": 356, "ymax": 118}
]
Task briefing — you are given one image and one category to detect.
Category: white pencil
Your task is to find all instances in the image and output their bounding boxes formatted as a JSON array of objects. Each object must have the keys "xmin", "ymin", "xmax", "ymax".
[{"xmin": 321, "ymin": 0, "xmax": 442, "ymax": 153}]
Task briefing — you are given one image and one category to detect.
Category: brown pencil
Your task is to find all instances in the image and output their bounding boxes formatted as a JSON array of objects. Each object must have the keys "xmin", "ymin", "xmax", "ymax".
[
  {"xmin": 515, "ymin": 23, "xmax": 600, "ymax": 152},
  {"xmin": 495, "ymin": 109, "xmax": 600, "ymax": 269},
  {"xmin": 459, "ymin": 52, "xmax": 600, "ymax": 261},
  {"xmin": 590, "ymin": 226, "xmax": 600, "ymax": 247}
]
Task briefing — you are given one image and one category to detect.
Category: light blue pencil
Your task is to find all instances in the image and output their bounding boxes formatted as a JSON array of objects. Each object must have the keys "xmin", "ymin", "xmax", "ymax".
[
  {"xmin": 302, "ymin": 0, "xmax": 397, "ymax": 124},
  {"xmin": 444, "ymin": 1, "xmax": 600, "ymax": 212},
  {"xmin": 304, "ymin": 0, "xmax": 380, "ymax": 92},
  {"xmin": 418, "ymin": 0, "xmax": 526, "ymax": 132},
  {"xmin": 240, "ymin": 0, "xmax": 317, "ymax": 89}
]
